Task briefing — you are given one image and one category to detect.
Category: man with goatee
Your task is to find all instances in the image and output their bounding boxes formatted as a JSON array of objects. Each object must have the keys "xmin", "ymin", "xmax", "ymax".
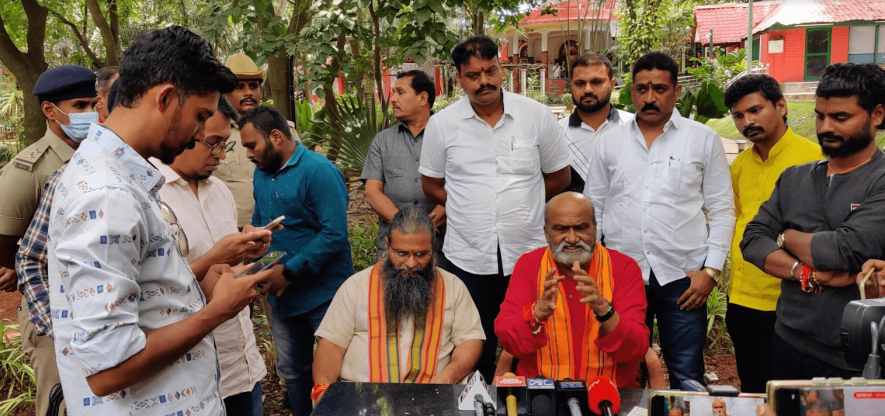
[
  {"xmin": 559, "ymin": 54, "xmax": 632, "ymax": 193},
  {"xmin": 312, "ymin": 209, "xmax": 484, "ymax": 404}
]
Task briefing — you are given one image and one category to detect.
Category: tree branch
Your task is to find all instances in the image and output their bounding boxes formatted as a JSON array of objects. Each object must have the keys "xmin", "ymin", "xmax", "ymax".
[
  {"xmin": 50, "ymin": 10, "xmax": 106, "ymax": 67},
  {"xmin": 0, "ymin": 13, "xmax": 29, "ymax": 75},
  {"xmin": 21, "ymin": 0, "xmax": 48, "ymax": 71},
  {"xmin": 86, "ymin": 0, "xmax": 120, "ymax": 66}
]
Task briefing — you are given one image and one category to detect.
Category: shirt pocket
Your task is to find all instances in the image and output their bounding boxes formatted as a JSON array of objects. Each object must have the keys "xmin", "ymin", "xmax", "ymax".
[
  {"xmin": 661, "ymin": 157, "xmax": 702, "ymax": 197},
  {"xmin": 510, "ymin": 141, "xmax": 540, "ymax": 175}
]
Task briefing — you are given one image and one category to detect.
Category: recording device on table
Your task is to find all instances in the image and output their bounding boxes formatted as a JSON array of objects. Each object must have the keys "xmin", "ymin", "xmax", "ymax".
[
  {"xmin": 487, "ymin": 373, "xmax": 620, "ymax": 416},
  {"xmin": 648, "ymin": 385, "xmax": 765, "ymax": 416}
]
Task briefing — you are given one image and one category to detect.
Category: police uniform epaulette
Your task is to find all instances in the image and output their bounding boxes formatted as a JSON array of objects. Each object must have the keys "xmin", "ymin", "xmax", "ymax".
[{"xmin": 12, "ymin": 141, "xmax": 49, "ymax": 172}]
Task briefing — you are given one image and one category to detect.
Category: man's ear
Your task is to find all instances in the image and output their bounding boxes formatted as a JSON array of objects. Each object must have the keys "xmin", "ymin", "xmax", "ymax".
[
  {"xmin": 419, "ymin": 91, "xmax": 428, "ymax": 108},
  {"xmin": 155, "ymin": 85, "xmax": 177, "ymax": 113},
  {"xmin": 271, "ymin": 129, "xmax": 286, "ymax": 146},
  {"xmin": 872, "ymin": 103, "xmax": 885, "ymax": 130}
]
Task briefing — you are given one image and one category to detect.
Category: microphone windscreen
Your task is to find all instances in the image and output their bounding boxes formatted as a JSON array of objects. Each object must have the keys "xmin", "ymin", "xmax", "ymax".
[
  {"xmin": 587, "ymin": 376, "xmax": 620, "ymax": 414},
  {"xmin": 531, "ymin": 395, "xmax": 554, "ymax": 416}
]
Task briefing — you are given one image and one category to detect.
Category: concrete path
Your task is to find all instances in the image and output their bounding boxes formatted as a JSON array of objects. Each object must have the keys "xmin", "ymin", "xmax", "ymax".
[{"xmin": 721, "ymin": 136, "xmax": 743, "ymax": 165}]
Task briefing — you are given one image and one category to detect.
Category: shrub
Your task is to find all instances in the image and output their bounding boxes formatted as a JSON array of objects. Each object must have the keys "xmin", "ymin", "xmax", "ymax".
[
  {"xmin": 533, "ymin": 94, "xmax": 550, "ymax": 105},
  {"xmin": 349, "ymin": 217, "xmax": 380, "ymax": 272},
  {"xmin": 0, "ymin": 319, "xmax": 35, "ymax": 415},
  {"xmin": 560, "ymin": 93, "xmax": 573, "ymax": 105}
]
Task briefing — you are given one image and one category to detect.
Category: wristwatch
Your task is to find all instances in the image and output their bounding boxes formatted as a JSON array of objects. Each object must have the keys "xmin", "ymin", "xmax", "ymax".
[
  {"xmin": 704, "ymin": 267, "xmax": 721, "ymax": 286},
  {"xmin": 594, "ymin": 302, "xmax": 615, "ymax": 323},
  {"xmin": 777, "ymin": 232, "xmax": 786, "ymax": 248}
]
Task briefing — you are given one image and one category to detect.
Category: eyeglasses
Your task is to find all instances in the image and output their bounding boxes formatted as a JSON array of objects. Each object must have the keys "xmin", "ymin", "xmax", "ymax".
[
  {"xmin": 199, "ymin": 139, "xmax": 235, "ymax": 156},
  {"xmin": 159, "ymin": 202, "xmax": 189, "ymax": 257}
]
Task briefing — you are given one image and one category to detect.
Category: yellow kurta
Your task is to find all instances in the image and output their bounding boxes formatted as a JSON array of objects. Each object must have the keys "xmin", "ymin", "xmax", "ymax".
[{"xmin": 729, "ymin": 128, "xmax": 822, "ymax": 311}]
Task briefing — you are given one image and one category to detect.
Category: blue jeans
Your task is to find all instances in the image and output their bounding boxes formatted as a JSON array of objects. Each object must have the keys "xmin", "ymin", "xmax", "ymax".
[
  {"xmin": 645, "ymin": 270, "xmax": 706, "ymax": 388},
  {"xmin": 271, "ymin": 300, "xmax": 331, "ymax": 416},
  {"xmin": 223, "ymin": 381, "xmax": 262, "ymax": 416}
]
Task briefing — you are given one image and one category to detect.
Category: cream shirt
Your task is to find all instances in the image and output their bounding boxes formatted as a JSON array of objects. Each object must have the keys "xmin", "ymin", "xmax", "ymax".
[
  {"xmin": 155, "ymin": 161, "xmax": 267, "ymax": 398},
  {"xmin": 315, "ymin": 266, "xmax": 485, "ymax": 382}
]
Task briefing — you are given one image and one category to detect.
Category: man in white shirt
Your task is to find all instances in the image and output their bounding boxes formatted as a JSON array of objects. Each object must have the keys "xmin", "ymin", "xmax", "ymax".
[
  {"xmin": 420, "ymin": 34, "xmax": 571, "ymax": 381},
  {"xmin": 559, "ymin": 53, "xmax": 633, "ymax": 193},
  {"xmin": 584, "ymin": 51, "xmax": 735, "ymax": 387},
  {"xmin": 155, "ymin": 97, "xmax": 270, "ymax": 415},
  {"xmin": 47, "ymin": 27, "xmax": 273, "ymax": 415}
]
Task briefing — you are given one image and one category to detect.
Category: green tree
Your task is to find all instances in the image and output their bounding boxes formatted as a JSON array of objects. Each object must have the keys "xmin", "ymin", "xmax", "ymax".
[
  {"xmin": 0, "ymin": 0, "xmax": 49, "ymax": 146},
  {"xmin": 615, "ymin": 0, "xmax": 694, "ymax": 64}
]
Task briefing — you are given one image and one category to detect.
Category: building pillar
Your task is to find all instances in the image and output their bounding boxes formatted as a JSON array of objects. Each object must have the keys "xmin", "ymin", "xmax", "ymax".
[
  {"xmin": 520, "ymin": 69, "xmax": 527, "ymax": 96},
  {"xmin": 585, "ymin": 28, "xmax": 593, "ymax": 52},
  {"xmin": 541, "ymin": 31, "xmax": 550, "ymax": 79}
]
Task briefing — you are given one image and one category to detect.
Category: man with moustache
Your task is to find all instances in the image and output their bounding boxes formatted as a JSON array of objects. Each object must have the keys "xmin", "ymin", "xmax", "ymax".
[
  {"xmin": 155, "ymin": 97, "xmax": 271, "ymax": 415},
  {"xmin": 420, "ymin": 35, "xmax": 571, "ymax": 381},
  {"xmin": 495, "ymin": 192, "xmax": 648, "ymax": 386},
  {"xmin": 218, "ymin": 53, "xmax": 300, "ymax": 228},
  {"xmin": 312, "ymin": 209, "xmax": 484, "ymax": 403},
  {"xmin": 723, "ymin": 74, "xmax": 821, "ymax": 393},
  {"xmin": 362, "ymin": 70, "xmax": 446, "ymax": 260},
  {"xmin": 239, "ymin": 105, "xmax": 352, "ymax": 416},
  {"xmin": 711, "ymin": 398, "xmax": 732, "ymax": 416},
  {"xmin": 741, "ymin": 63, "xmax": 885, "ymax": 379},
  {"xmin": 558, "ymin": 54, "xmax": 632, "ymax": 192},
  {"xmin": 47, "ymin": 27, "xmax": 273, "ymax": 416},
  {"xmin": 584, "ymin": 52, "xmax": 734, "ymax": 387}
]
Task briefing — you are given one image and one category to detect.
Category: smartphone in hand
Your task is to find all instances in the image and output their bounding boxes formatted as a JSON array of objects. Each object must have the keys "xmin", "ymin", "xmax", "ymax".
[{"xmin": 237, "ymin": 251, "xmax": 286, "ymax": 278}]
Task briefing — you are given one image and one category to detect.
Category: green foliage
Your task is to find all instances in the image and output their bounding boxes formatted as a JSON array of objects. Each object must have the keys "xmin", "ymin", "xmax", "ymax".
[
  {"xmin": 293, "ymin": 99, "xmax": 315, "ymax": 137},
  {"xmin": 0, "ymin": 320, "xmax": 35, "ymax": 416},
  {"xmin": 532, "ymin": 93, "xmax": 550, "ymax": 104},
  {"xmin": 432, "ymin": 97, "xmax": 453, "ymax": 113},
  {"xmin": 307, "ymin": 94, "xmax": 388, "ymax": 178},
  {"xmin": 349, "ymin": 217, "xmax": 380, "ymax": 272},
  {"xmin": 686, "ymin": 47, "xmax": 752, "ymax": 92},
  {"xmin": 614, "ymin": 0, "xmax": 694, "ymax": 63},
  {"xmin": 560, "ymin": 92, "xmax": 573, "ymax": 105},
  {"xmin": 706, "ymin": 286, "xmax": 731, "ymax": 351}
]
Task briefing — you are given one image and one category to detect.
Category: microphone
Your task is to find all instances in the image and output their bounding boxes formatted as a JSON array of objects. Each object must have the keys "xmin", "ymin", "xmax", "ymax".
[
  {"xmin": 531, "ymin": 395, "xmax": 555, "ymax": 416},
  {"xmin": 527, "ymin": 376, "xmax": 556, "ymax": 414},
  {"xmin": 587, "ymin": 376, "xmax": 620, "ymax": 416},
  {"xmin": 555, "ymin": 379, "xmax": 587, "ymax": 416},
  {"xmin": 495, "ymin": 372, "xmax": 526, "ymax": 416}
]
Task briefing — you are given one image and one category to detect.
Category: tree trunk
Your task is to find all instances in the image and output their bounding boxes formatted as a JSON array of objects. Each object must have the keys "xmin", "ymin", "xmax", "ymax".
[
  {"xmin": 85, "ymin": 0, "xmax": 121, "ymax": 66},
  {"xmin": 0, "ymin": 0, "xmax": 49, "ymax": 145},
  {"xmin": 323, "ymin": 30, "xmax": 349, "ymax": 163},
  {"xmin": 472, "ymin": 11, "xmax": 485, "ymax": 35},
  {"xmin": 266, "ymin": 51, "xmax": 292, "ymax": 120},
  {"xmin": 367, "ymin": 2, "xmax": 388, "ymax": 120}
]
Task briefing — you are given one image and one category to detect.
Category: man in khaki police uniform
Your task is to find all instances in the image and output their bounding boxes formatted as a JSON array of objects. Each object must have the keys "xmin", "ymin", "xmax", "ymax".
[
  {"xmin": 0, "ymin": 65, "xmax": 98, "ymax": 416},
  {"xmin": 219, "ymin": 53, "xmax": 300, "ymax": 229}
]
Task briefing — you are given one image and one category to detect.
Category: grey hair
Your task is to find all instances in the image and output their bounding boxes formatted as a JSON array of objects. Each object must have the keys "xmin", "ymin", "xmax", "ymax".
[{"xmin": 389, "ymin": 208, "xmax": 436, "ymax": 245}]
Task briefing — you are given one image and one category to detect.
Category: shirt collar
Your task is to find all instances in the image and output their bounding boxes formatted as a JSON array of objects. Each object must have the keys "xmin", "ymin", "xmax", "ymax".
[
  {"xmin": 276, "ymin": 142, "xmax": 305, "ymax": 175},
  {"xmin": 752, "ymin": 127, "xmax": 797, "ymax": 162},
  {"xmin": 153, "ymin": 158, "xmax": 192, "ymax": 188},
  {"xmin": 568, "ymin": 104, "xmax": 621, "ymax": 128},
  {"xmin": 459, "ymin": 90, "xmax": 513, "ymax": 120},
  {"xmin": 630, "ymin": 109, "xmax": 682, "ymax": 133},
  {"xmin": 87, "ymin": 123, "xmax": 165, "ymax": 194},
  {"xmin": 43, "ymin": 122, "xmax": 76, "ymax": 163}
]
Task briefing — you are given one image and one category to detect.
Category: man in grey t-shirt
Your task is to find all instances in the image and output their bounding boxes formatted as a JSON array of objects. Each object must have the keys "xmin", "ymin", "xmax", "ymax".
[{"xmin": 361, "ymin": 70, "xmax": 446, "ymax": 261}]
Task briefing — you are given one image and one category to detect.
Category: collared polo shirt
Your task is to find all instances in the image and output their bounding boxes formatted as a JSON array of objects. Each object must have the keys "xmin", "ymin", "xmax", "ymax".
[
  {"xmin": 729, "ymin": 128, "xmax": 821, "ymax": 311},
  {"xmin": 585, "ymin": 111, "xmax": 735, "ymax": 285},
  {"xmin": 155, "ymin": 161, "xmax": 267, "ymax": 398},
  {"xmin": 419, "ymin": 90, "xmax": 570, "ymax": 276},
  {"xmin": 252, "ymin": 142, "xmax": 353, "ymax": 317},
  {"xmin": 361, "ymin": 121, "xmax": 444, "ymax": 252},
  {"xmin": 48, "ymin": 124, "xmax": 223, "ymax": 415},
  {"xmin": 558, "ymin": 105, "xmax": 633, "ymax": 193}
]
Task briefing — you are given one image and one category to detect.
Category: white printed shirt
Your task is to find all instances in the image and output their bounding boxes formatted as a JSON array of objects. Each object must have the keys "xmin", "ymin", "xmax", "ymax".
[
  {"xmin": 419, "ymin": 91, "xmax": 570, "ymax": 275},
  {"xmin": 155, "ymin": 161, "xmax": 267, "ymax": 398},
  {"xmin": 584, "ymin": 111, "xmax": 735, "ymax": 285},
  {"xmin": 48, "ymin": 124, "xmax": 224, "ymax": 415}
]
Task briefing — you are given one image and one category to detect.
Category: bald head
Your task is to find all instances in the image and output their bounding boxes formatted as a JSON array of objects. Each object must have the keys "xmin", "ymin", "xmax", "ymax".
[
  {"xmin": 712, "ymin": 398, "xmax": 726, "ymax": 415},
  {"xmin": 545, "ymin": 192, "xmax": 596, "ymax": 225}
]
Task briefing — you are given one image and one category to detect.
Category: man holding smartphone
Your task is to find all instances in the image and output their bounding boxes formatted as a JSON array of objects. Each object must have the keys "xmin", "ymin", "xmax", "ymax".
[{"xmin": 154, "ymin": 97, "xmax": 273, "ymax": 415}]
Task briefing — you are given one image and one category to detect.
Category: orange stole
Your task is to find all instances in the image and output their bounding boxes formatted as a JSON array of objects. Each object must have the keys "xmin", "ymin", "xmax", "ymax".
[
  {"xmin": 367, "ymin": 263, "xmax": 447, "ymax": 383},
  {"xmin": 536, "ymin": 243, "xmax": 617, "ymax": 385}
]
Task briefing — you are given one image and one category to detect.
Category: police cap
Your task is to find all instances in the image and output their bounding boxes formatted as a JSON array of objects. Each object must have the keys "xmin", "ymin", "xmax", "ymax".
[{"xmin": 33, "ymin": 65, "xmax": 97, "ymax": 102}]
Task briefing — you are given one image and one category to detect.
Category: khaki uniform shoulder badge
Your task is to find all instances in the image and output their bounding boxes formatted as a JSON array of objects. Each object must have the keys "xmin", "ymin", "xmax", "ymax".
[{"xmin": 12, "ymin": 141, "xmax": 49, "ymax": 172}]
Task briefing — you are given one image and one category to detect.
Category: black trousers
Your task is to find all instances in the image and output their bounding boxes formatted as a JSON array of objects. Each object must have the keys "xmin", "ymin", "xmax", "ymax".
[
  {"xmin": 772, "ymin": 333, "xmax": 860, "ymax": 380},
  {"xmin": 725, "ymin": 302, "xmax": 776, "ymax": 393},
  {"xmin": 441, "ymin": 249, "xmax": 509, "ymax": 383}
]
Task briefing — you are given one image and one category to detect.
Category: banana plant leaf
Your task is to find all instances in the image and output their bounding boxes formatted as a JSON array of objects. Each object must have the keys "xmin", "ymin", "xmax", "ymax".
[{"xmin": 306, "ymin": 95, "xmax": 390, "ymax": 179}]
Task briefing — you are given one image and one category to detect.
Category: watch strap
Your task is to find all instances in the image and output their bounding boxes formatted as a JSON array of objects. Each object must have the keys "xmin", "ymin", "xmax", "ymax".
[{"xmin": 594, "ymin": 302, "xmax": 615, "ymax": 322}]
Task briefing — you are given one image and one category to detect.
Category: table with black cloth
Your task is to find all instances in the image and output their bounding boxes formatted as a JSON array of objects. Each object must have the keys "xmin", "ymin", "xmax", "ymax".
[{"xmin": 311, "ymin": 382, "xmax": 650, "ymax": 415}]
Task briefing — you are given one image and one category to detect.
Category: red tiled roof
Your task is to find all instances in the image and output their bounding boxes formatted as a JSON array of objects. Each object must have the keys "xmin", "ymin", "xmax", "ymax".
[
  {"xmin": 753, "ymin": 0, "xmax": 885, "ymax": 34},
  {"xmin": 520, "ymin": 0, "xmax": 616, "ymax": 27},
  {"xmin": 694, "ymin": 1, "xmax": 782, "ymax": 45}
]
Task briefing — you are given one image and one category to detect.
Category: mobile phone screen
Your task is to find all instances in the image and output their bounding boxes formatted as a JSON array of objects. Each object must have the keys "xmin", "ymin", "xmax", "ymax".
[
  {"xmin": 776, "ymin": 386, "xmax": 885, "ymax": 416},
  {"xmin": 236, "ymin": 251, "xmax": 286, "ymax": 278},
  {"xmin": 651, "ymin": 394, "xmax": 766, "ymax": 416}
]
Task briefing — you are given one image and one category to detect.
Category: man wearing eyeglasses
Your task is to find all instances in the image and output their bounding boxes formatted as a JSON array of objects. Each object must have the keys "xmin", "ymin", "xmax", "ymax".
[{"xmin": 153, "ymin": 97, "xmax": 271, "ymax": 416}]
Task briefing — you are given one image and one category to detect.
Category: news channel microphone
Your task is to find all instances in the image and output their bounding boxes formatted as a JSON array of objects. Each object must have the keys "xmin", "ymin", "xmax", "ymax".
[
  {"xmin": 495, "ymin": 372, "xmax": 527, "ymax": 415},
  {"xmin": 527, "ymin": 376, "xmax": 557, "ymax": 416},
  {"xmin": 841, "ymin": 298, "xmax": 885, "ymax": 378},
  {"xmin": 587, "ymin": 376, "xmax": 620, "ymax": 416},
  {"xmin": 555, "ymin": 379, "xmax": 587, "ymax": 416}
]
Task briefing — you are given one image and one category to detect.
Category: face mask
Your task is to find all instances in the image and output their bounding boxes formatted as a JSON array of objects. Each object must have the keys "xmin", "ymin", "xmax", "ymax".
[{"xmin": 53, "ymin": 104, "xmax": 98, "ymax": 143}]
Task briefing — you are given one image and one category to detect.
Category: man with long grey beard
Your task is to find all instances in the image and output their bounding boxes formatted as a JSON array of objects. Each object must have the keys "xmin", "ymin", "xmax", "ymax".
[
  {"xmin": 495, "ymin": 192, "xmax": 648, "ymax": 387},
  {"xmin": 311, "ymin": 209, "xmax": 484, "ymax": 405}
]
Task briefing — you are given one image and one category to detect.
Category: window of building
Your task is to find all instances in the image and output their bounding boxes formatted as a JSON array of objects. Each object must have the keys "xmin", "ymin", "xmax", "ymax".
[{"xmin": 848, "ymin": 25, "xmax": 885, "ymax": 64}]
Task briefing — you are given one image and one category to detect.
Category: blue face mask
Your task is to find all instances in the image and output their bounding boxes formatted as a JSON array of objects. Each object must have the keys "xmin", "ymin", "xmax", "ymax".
[{"xmin": 53, "ymin": 104, "xmax": 98, "ymax": 143}]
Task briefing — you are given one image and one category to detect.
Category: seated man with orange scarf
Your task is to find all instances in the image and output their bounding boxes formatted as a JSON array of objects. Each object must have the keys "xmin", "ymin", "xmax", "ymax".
[
  {"xmin": 312, "ymin": 209, "xmax": 485, "ymax": 404},
  {"xmin": 495, "ymin": 192, "xmax": 649, "ymax": 387}
]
